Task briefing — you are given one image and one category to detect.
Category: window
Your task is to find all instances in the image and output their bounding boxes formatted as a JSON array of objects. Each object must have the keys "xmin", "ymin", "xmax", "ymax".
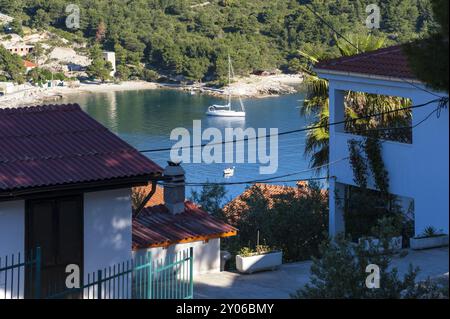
[{"xmin": 342, "ymin": 91, "xmax": 413, "ymax": 144}]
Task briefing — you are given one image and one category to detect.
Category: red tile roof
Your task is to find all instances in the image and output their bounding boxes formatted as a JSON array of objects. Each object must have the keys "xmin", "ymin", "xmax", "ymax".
[
  {"xmin": 0, "ymin": 104, "xmax": 162, "ymax": 193},
  {"xmin": 132, "ymin": 201, "xmax": 237, "ymax": 249},
  {"xmin": 133, "ymin": 183, "xmax": 165, "ymax": 207},
  {"xmin": 223, "ymin": 182, "xmax": 326, "ymax": 224},
  {"xmin": 23, "ymin": 60, "xmax": 37, "ymax": 68},
  {"xmin": 314, "ymin": 45, "xmax": 416, "ymax": 80}
]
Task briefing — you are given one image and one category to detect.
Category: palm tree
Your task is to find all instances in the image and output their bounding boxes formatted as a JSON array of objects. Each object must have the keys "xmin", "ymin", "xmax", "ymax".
[{"xmin": 300, "ymin": 34, "xmax": 412, "ymax": 173}]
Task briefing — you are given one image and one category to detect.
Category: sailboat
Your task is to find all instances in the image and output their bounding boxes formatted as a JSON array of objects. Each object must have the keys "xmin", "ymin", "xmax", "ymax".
[{"xmin": 206, "ymin": 55, "xmax": 246, "ymax": 117}]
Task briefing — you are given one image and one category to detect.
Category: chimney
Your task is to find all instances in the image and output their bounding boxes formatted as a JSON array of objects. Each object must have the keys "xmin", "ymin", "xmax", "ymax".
[{"xmin": 163, "ymin": 162, "xmax": 186, "ymax": 215}]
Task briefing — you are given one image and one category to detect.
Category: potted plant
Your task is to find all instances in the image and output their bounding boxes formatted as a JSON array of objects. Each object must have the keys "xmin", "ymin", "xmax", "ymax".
[
  {"xmin": 358, "ymin": 216, "xmax": 403, "ymax": 253},
  {"xmin": 410, "ymin": 227, "xmax": 449, "ymax": 250},
  {"xmin": 236, "ymin": 245, "xmax": 282, "ymax": 274}
]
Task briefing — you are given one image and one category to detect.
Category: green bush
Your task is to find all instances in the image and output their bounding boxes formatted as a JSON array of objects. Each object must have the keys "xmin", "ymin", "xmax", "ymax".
[
  {"xmin": 292, "ymin": 235, "xmax": 421, "ymax": 299},
  {"xmin": 223, "ymin": 182, "xmax": 328, "ymax": 263}
]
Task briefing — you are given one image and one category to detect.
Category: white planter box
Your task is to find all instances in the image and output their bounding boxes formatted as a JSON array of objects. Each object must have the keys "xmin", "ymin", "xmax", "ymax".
[
  {"xmin": 236, "ymin": 251, "xmax": 282, "ymax": 274},
  {"xmin": 410, "ymin": 235, "xmax": 449, "ymax": 250},
  {"xmin": 359, "ymin": 236, "xmax": 403, "ymax": 252}
]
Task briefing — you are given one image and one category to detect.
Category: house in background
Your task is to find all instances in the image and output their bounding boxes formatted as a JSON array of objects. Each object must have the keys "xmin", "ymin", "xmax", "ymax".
[
  {"xmin": 102, "ymin": 51, "xmax": 116, "ymax": 77},
  {"xmin": 3, "ymin": 43, "xmax": 34, "ymax": 57},
  {"xmin": 23, "ymin": 60, "xmax": 37, "ymax": 73},
  {"xmin": 133, "ymin": 164, "xmax": 237, "ymax": 275},
  {"xmin": 0, "ymin": 82, "xmax": 15, "ymax": 95},
  {"xmin": 0, "ymin": 104, "xmax": 163, "ymax": 297},
  {"xmin": 314, "ymin": 45, "xmax": 449, "ymax": 238}
]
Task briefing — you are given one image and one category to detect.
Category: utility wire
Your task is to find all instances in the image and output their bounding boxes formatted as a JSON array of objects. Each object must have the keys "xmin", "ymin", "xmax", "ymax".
[
  {"xmin": 184, "ymin": 176, "xmax": 330, "ymax": 187},
  {"xmin": 138, "ymin": 98, "xmax": 443, "ymax": 154},
  {"xmin": 176, "ymin": 101, "xmax": 445, "ymax": 187}
]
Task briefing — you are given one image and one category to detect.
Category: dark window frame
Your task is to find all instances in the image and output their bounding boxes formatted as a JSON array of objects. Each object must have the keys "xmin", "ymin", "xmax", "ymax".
[{"xmin": 25, "ymin": 194, "xmax": 84, "ymax": 298}]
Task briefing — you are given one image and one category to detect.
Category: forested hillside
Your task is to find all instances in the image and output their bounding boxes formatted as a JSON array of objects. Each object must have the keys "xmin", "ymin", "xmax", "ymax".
[{"xmin": 0, "ymin": 0, "xmax": 437, "ymax": 82}]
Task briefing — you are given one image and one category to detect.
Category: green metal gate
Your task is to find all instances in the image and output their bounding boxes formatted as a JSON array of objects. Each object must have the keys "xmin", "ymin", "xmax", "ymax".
[
  {"xmin": 1, "ymin": 247, "xmax": 193, "ymax": 299},
  {"xmin": 46, "ymin": 247, "xmax": 194, "ymax": 299}
]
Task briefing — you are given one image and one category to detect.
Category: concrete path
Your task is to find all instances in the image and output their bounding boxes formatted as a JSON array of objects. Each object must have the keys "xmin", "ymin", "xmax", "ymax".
[{"xmin": 194, "ymin": 247, "xmax": 448, "ymax": 299}]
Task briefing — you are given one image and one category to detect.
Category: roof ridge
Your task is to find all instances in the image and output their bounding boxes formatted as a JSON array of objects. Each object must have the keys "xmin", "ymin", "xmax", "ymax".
[{"xmin": 316, "ymin": 45, "xmax": 404, "ymax": 66}]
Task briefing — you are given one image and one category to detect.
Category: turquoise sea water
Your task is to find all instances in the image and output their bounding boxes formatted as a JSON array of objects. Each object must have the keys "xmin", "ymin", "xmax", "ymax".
[{"xmin": 62, "ymin": 89, "xmax": 315, "ymax": 201}]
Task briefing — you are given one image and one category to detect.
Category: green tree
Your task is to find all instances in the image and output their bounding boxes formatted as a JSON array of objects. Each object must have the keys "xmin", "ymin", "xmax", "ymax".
[
  {"xmin": 9, "ymin": 19, "xmax": 24, "ymax": 37},
  {"xmin": 190, "ymin": 184, "xmax": 227, "ymax": 216},
  {"xmin": 0, "ymin": 46, "xmax": 26, "ymax": 84},
  {"xmin": 223, "ymin": 182, "xmax": 329, "ymax": 262},
  {"xmin": 404, "ymin": 0, "xmax": 449, "ymax": 92},
  {"xmin": 87, "ymin": 58, "xmax": 112, "ymax": 82},
  {"xmin": 4, "ymin": 0, "xmax": 437, "ymax": 83},
  {"xmin": 292, "ymin": 234, "xmax": 420, "ymax": 299},
  {"xmin": 27, "ymin": 67, "xmax": 53, "ymax": 85},
  {"xmin": 86, "ymin": 44, "xmax": 112, "ymax": 82}
]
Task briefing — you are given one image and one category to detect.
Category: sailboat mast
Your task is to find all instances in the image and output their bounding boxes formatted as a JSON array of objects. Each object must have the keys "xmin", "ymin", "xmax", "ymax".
[{"xmin": 228, "ymin": 54, "xmax": 232, "ymax": 108}]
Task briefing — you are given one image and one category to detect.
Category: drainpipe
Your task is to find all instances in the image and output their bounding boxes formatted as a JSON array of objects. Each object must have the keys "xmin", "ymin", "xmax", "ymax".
[{"xmin": 133, "ymin": 180, "xmax": 158, "ymax": 218}]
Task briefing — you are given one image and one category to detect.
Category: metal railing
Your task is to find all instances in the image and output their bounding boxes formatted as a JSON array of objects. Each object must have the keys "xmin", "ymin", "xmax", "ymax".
[
  {"xmin": 0, "ymin": 248, "xmax": 41, "ymax": 299},
  {"xmin": 46, "ymin": 247, "xmax": 194, "ymax": 299}
]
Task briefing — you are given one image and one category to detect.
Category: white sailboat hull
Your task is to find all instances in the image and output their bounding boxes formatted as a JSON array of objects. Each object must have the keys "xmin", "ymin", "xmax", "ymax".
[{"xmin": 206, "ymin": 109, "xmax": 246, "ymax": 117}]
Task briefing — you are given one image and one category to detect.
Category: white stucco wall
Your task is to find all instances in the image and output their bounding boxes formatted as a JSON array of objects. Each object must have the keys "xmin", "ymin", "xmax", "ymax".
[
  {"xmin": 1, "ymin": 189, "xmax": 134, "ymax": 298},
  {"xmin": 323, "ymin": 73, "xmax": 449, "ymax": 236},
  {"xmin": 134, "ymin": 238, "xmax": 221, "ymax": 276},
  {"xmin": 0, "ymin": 200, "xmax": 25, "ymax": 298},
  {"xmin": 84, "ymin": 188, "xmax": 133, "ymax": 279}
]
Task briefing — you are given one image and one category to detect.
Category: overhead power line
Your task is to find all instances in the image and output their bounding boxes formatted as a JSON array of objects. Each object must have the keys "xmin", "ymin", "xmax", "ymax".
[
  {"xmin": 138, "ymin": 98, "xmax": 444, "ymax": 154},
  {"xmin": 183, "ymin": 176, "xmax": 330, "ymax": 187},
  {"xmin": 170, "ymin": 101, "xmax": 446, "ymax": 188}
]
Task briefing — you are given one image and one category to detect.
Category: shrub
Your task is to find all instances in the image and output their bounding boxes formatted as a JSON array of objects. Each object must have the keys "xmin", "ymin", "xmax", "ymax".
[
  {"xmin": 223, "ymin": 182, "xmax": 328, "ymax": 263},
  {"xmin": 238, "ymin": 245, "xmax": 273, "ymax": 257},
  {"xmin": 292, "ymin": 235, "xmax": 420, "ymax": 299}
]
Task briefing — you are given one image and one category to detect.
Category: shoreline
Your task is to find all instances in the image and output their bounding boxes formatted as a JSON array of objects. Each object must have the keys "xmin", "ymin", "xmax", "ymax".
[{"xmin": 0, "ymin": 74, "xmax": 304, "ymax": 108}]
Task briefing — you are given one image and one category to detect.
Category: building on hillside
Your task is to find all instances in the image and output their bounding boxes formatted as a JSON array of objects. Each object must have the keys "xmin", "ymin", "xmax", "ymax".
[
  {"xmin": 102, "ymin": 51, "xmax": 116, "ymax": 77},
  {"xmin": 314, "ymin": 45, "xmax": 449, "ymax": 238},
  {"xmin": 3, "ymin": 43, "xmax": 34, "ymax": 57},
  {"xmin": 0, "ymin": 82, "xmax": 15, "ymax": 95},
  {"xmin": 132, "ymin": 164, "xmax": 237, "ymax": 275},
  {"xmin": 23, "ymin": 60, "xmax": 37, "ymax": 73},
  {"xmin": 0, "ymin": 104, "xmax": 163, "ymax": 298}
]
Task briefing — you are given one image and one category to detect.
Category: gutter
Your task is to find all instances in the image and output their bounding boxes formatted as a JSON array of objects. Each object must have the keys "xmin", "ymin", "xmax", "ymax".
[{"xmin": 313, "ymin": 68, "xmax": 422, "ymax": 85}]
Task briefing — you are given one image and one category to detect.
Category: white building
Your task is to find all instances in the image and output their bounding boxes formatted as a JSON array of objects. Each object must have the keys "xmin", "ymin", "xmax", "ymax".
[
  {"xmin": 0, "ymin": 82, "xmax": 15, "ymax": 95},
  {"xmin": 3, "ymin": 44, "xmax": 34, "ymax": 57},
  {"xmin": 314, "ymin": 45, "xmax": 449, "ymax": 238},
  {"xmin": 133, "ymin": 164, "xmax": 237, "ymax": 275},
  {"xmin": 102, "ymin": 51, "xmax": 116, "ymax": 77},
  {"xmin": 0, "ymin": 104, "xmax": 163, "ymax": 298}
]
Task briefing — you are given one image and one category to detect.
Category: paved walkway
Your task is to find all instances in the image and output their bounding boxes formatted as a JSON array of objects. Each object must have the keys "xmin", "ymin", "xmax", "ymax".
[{"xmin": 194, "ymin": 247, "xmax": 449, "ymax": 299}]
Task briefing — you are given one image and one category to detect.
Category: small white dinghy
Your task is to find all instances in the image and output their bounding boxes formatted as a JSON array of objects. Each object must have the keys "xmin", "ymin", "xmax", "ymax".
[
  {"xmin": 223, "ymin": 167, "xmax": 235, "ymax": 178},
  {"xmin": 206, "ymin": 55, "xmax": 246, "ymax": 118}
]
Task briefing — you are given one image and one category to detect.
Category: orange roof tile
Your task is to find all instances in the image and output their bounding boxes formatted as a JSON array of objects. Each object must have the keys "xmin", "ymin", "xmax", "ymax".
[
  {"xmin": 314, "ymin": 45, "xmax": 416, "ymax": 80},
  {"xmin": 222, "ymin": 182, "xmax": 324, "ymax": 224},
  {"xmin": 132, "ymin": 184, "xmax": 237, "ymax": 249},
  {"xmin": 23, "ymin": 60, "xmax": 37, "ymax": 68}
]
